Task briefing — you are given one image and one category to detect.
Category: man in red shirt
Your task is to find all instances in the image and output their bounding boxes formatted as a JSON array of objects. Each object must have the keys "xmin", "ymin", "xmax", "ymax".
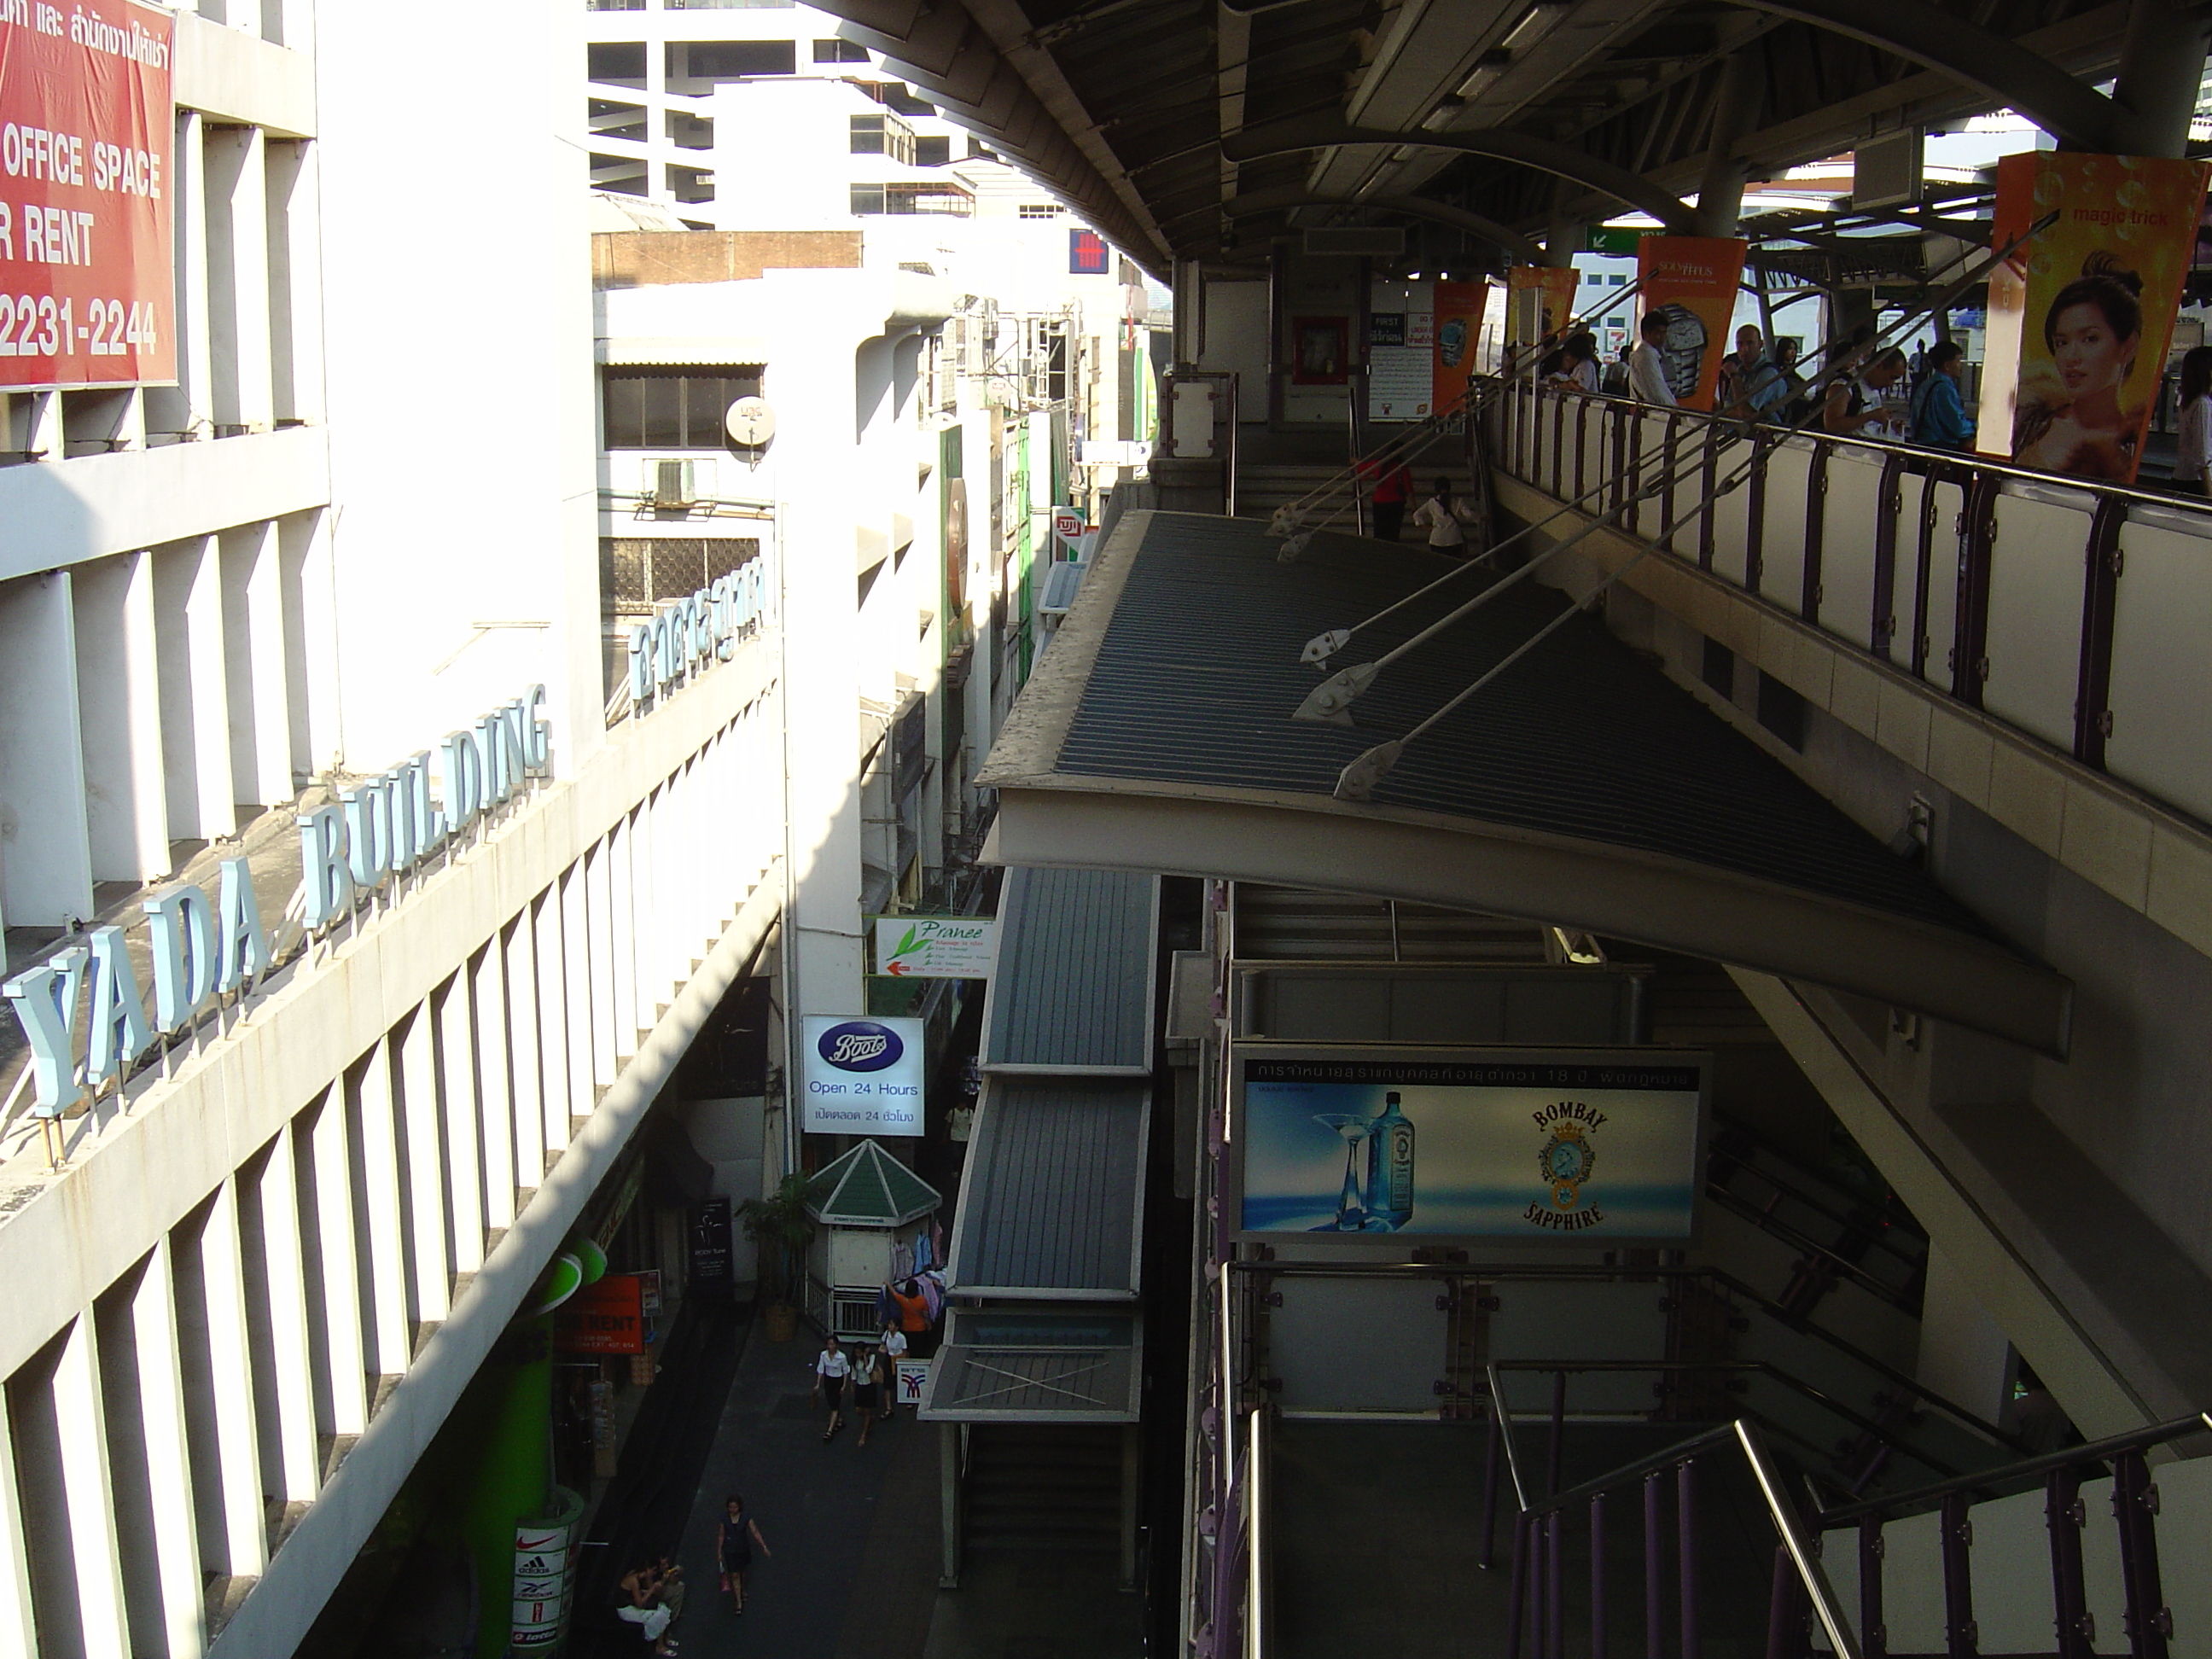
[{"xmin": 1360, "ymin": 456, "xmax": 1414, "ymax": 542}]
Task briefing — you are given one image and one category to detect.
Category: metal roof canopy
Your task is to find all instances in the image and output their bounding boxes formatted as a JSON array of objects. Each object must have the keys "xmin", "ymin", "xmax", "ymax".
[
  {"xmin": 975, "ymin": 509, "xmax": 2072, "ymax": 1057},
  {"xmin": 977, "ymin": 864, "xmax": 1160, "ymax": 1075},
  {"xmin": 918, "ymin": 1307, "xmax": 1144, "ymax": 1423},
  {"xmin": 802, "ymin": 1138, "xmax": 942, "ymax": 1227},
  {"xmin": 944, "ymin": 1077, "xmax": 1150, "ymax": 1299}
]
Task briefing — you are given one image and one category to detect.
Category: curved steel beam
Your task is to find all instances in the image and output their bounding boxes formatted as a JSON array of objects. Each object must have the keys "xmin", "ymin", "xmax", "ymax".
[
  {"xmin": 1220, "ymin": 117, "xmax": 1698, "ymax": 232},
  {"xmin": 1728, "ymin": 0, "xmax": 2138, "ymax": 152},
  {"xmin": 1217, "ymin": 186, "xmax": 1546, "ymax": 264}
]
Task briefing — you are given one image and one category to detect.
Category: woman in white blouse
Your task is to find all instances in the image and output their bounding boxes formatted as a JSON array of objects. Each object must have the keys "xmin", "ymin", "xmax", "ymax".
[{"xmin": 2174, "ymin": 346, "xmax": 2212, "ymax": 497}]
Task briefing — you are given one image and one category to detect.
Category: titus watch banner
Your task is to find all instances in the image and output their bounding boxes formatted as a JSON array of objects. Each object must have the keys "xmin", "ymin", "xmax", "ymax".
[{"xmin": 1231, "ymin": 1045, "xmax": 1708, "ymax": 1243}]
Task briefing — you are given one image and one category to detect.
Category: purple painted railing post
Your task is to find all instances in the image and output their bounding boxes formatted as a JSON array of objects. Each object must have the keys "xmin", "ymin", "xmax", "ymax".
[
  {"xmin": 1679, "ymin": 1458, "xmax": 1701, "ymax": 1659},
  {"xmin": 1859, "ymin": 1511, "xmax": 1888, "ymax": 1659},
  {"xmin": 2113, "ymin": 1449, "xmax": 2171, "ymax": 1659},
  {"xmin": 1941, "ymin": 1492, "xmax": 1977, "ymax": 1659},
  {"xmin": 1481, "ymin": 1402, "xmax": 1504, "ymax": 1569},
  {"xmin": 1765, "ymin": 1544, "xmax": 1797, "ymax": 1659},
  {"xmin": 1645, "ymin": 1471, "xmax": 1665, "ymax": 1659},
  {"xmin": 2048, "ymin": 1467, "xmax": 2090, "ymax": 1659},
  {"xmin": 1549, "ymin": 1510, "xmax": 1566, "ymax": 1659},
  {"xmin": 1506, "ymin": 1509, "xmax": 1533, "ymax": 1659},
  {"xmin": 1533, "ymin": 1512, "xmax": 1550, "ymax": 1659},
  {"xmin": 1592, "ymin": 1493, "xmax": 1609, "ymax": 1659},
  {"xmin": 1549, "ymin": 1370, "xmax": 1568, "ymax": 1498}
]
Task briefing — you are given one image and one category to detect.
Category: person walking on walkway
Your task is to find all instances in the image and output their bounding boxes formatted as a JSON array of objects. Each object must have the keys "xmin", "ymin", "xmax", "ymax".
[
  {"xmin": 890, "ymin": 1278, "xmax": 934, "ymax": 1356},
  {"xmin": 877, "ymin": 1321, "xmax": 907, "ymax": 1418},
  {"xmin": 1629, "ymin": 312, "xmax": 1677, "ymax": 407},
  {"xmin": 2172, "ymin": 346, "xmax": 2212, "ymax": 496},
  {"xmin": 813, "ymin": 1334, "xmax": 852, "ymax": 1441},
  {"xmin": 1908, "ymin": 341, "xmax": 1976, "ymax": 451},
  {"xmin": 1359, "ymin": 454, "xmax": 1414, "ymax": 542},
  {"xmin": 850, "ymin": 1343, "xmax": 887, "ymax": 1446},
  {"xmin": 1412, "ymin": 478, "xmax": 1477, "ymax": 551},
  {"xmin": 717, "ymin": 1494, "xmax": 771, "ymax": 1615}
]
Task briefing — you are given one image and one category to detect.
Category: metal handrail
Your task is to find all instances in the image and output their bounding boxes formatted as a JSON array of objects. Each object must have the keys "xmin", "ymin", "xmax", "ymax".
[
  {"xmin": 1227, "ymin": 1258, "xmax": 2024, "ymax": 1450},
  {"xmin": 1483, "ymin": 1360, "xmax": 1864, "ymax": 1659},
  {"xmin": 1810, "ymin": 1409, "xmax": 2212, "ymax": 1528}
]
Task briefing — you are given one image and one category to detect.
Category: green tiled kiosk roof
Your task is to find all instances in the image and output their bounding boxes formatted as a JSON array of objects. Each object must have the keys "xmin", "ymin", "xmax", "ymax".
[{"xmin": 802, "ymin": 1139, "xmax": 941, "ymax": 1227}]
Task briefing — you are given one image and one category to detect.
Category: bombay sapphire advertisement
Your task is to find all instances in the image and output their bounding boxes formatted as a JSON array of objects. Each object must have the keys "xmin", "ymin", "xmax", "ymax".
[{"xmin": 1235, "ymin": 1048, "xmax": 1708, "ymax": 1242}]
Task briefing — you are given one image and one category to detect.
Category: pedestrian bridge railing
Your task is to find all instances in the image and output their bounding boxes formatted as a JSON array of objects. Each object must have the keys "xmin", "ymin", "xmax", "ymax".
[{"xmin": 1489, "ymin": 380, "xmax": 2212, "ymax": 830}]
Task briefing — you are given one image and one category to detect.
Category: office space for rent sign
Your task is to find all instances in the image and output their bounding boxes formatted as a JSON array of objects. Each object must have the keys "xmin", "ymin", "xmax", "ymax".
[{"xmin": 0, "ymin": 0, "xmax": 176, "ymax": 387}]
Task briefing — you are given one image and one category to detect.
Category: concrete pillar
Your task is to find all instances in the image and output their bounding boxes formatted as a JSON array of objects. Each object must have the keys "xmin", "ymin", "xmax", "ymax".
[
  {"xmin": 352, "ymin": 1038, "xmax": 414, "ymax": 1379},
  {"xmin": 195, "ymin": 1180, "xmax": 270, "ymax": 1577},
  {"xmin": 538, "ymin": 880, "xmax": 575, "ymax": 1153},
  {"xmin": 587, "ymin": 840, "xmax": 618, "ymax": 1088},
  {"xmin": 473, "ymin": 938, "xmax": 518, "ymax": 1232},
  {"xmin": 156, "ymin": 534, "xmax": 239, "ymax": 843},
  {"xmin": 629, "ymin": 794, "xmax": 661, "ymax": 1033},
  {"xmin": 53, "ymin": 1314, "xmax": 132, "ymax": 1659},
  {"xmin": 0, "ymin": 1394, "xmax": 41, "ymax": 1658},
  {"xmin": 0, "ymin": 569, "xmax": 96, "ymax": 927},
  {"xmin": 437, "ymin": 972, "xmax": 487, "ymax": 1275},
  {"xmin": 265, "ymin": 138, "xmax": 325, "ymax": 425},
  {"xmin": 507, "ymin": 911, "xmax": 548, "ymax": 1193},
  {"xmin": 154, "ymin": 109, "xmax": 214, "ymax": 441},
  {"xmin": 306, "ymin": 1086, "xmax": 369, "ymax": 1439},
  {"xmin": 939, "ymin": 1423, "xmax": 963, "ymax": 1587},
  {"xmin": 1694, "ymin": 49, "xmax": 1767, "ymax": 237},
  {"xmin": 128, "ymin": 1238, "xmax": 209, "ymax": 1659},
  {"xmin": 398, "ymin": 1004, "xmax": 451, "ymax": 1324},
  {"xmin": 609, "ymin": 813, "xmax": 639, "ymax": 1064},
  {"xmin": 72, "ymin": 550, "xmax": 172, "ymax": 882},
  {"xmin": 221, "ymin": 519, "xmax": 294, "ymax": 808},
  {"xmin": 285, "ymin": 508, "xmax": 340, "ymax": 777},
  {"xmin": 1173, "ymin": 258, "xmax": 1207, "ymax": 368},
  {"xmin": 2111, "ymin": 0, "xmax": 2212, "ymax": 157},
  {"xmin": 204, "ymin": 124, "xmax": 273, "ymax": 434},
  {"xmin": 253, "ymin": 1124, "xmax": 322, "ymax": 1506},
  {"xmin": 1917, "ymin": 1243, "xmax": 2015, "ymax": 1425}
]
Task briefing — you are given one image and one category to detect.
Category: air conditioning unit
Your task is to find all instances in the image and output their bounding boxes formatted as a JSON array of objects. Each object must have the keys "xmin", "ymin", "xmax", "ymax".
[
  {"xmin": 1305, "ymin": 226, "xmax": 1405, "ymax": 257},
  {"xmin": 652, "ymin": 457, "xmax": 710, "ymax": 507}
]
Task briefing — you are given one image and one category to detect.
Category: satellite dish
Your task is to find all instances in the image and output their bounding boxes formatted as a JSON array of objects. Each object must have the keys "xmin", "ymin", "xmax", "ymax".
[{"xmin": 725, "ymin": 396, "xmax": 777, "ymax": 447}]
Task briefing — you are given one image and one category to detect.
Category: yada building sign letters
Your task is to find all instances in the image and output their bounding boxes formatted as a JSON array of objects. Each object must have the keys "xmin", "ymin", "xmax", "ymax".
[{"xmin": 3, "ymin": 686, "xmax": 553, "ymax": 1117}]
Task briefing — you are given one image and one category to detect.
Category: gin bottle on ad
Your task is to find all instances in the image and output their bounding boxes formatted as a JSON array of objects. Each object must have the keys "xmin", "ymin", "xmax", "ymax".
[{"xmin": 1365, "ymin": 1091, "xmax": 1415, "ymax": 1229}]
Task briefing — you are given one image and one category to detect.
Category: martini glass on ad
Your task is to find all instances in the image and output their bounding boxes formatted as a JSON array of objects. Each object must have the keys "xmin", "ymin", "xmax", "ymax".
[{"xmin": 1315, "ymin": 1113, "xmax": 1370, "ymax": 1231}]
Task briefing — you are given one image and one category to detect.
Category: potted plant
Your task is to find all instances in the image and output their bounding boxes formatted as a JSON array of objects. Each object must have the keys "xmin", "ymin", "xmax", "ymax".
[{"xmin": 738, "ymin": 1173, "xmax": 816, "ymax": 1342}]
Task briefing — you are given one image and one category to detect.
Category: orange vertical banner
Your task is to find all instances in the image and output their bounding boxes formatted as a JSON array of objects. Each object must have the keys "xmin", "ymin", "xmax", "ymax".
[
  {"xmin": 1982, "ymin": 151, "xmax": 2211, "ymax": 483},
  {"xmin": 1505, "ymin": 265, "xmax": 1580, "ymax": 355},
  {"xmin": 1634, "ymin": 237, "xmax": 1747, "ymax": 410},
  {"xmin": 1432, "ymin": 280, "xmax": 1488, "ymax": 410}
]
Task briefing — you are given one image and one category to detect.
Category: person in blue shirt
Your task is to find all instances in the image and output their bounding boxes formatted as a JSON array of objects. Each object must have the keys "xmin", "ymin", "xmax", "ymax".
[{"xmin": 1910, "ymin": 341, "xmax": 1976, "ymax": 451}]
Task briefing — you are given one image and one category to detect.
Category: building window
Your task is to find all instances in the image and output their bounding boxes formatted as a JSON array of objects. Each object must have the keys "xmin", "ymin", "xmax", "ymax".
[
  {"xmin": 587, "ymin": 41, "xmax": 647, "ymax": 84},
  {"xmin": 813, "ymin": 38, "xmax": 869, "ymax": 61},
  {"xmin": 586, "ymin": 0, "xmax": 644, "ymax": 10},
  {"xmin": 667, "ymin": 39, "xmax": 796, "ymax": 81},
  {"xmin": 603, "ymin": 538, "xmax": 760, "ymax": 617},
  {"xmin": 849, "ymin": 113, "xmax": 915, "ymax": 163},
  {"xmin": 591, "ymin": 100, "xmax": 648, "ymax": 142},
  {"xmin": 602, "ymin": 368, "xmax": 765, "ymax": 450},
  {"xmin": 1609, "ymin": 274, "xmax": 1627, "ymax": 285},
  {"xmin": 1019, "ymin": 202, "xmax": 1061, "ymax": 219},
  {"xmin": 851, "ymin": 182, "xmax": 974, "ymax": 217},
  {"xmin": 913, "ymin": 134, "xmax": 950, "ymax": 166}
]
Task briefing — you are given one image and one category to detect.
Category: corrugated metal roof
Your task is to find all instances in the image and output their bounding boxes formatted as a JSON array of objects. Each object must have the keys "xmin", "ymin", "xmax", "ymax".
[
  {"xmin": 981, "ymin": 865, "xmax": 1157, "ymax": 1072},
  {"xmin": 945, "ymin": 1079, "xmax": 1149, "ymax": 1297},
  {"xmin": 1010, "ymin": 511, "xmax": 1990, "ymax": 934},
  {"xmin": 921, "ymin": 1342, "xmax": 1141, "ymax": 1423}
]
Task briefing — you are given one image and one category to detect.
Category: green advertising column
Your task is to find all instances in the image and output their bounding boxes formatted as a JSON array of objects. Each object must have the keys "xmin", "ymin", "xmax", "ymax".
[{"xmin": 463, "ymin": 1316, "xmax": 555, "ymax": 1657}]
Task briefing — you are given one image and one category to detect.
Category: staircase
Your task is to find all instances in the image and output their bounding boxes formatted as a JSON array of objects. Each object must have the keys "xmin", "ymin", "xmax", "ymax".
[{"xmin": 963, "ymin": 1423, "xmax": 1121, "ymax": 1556}]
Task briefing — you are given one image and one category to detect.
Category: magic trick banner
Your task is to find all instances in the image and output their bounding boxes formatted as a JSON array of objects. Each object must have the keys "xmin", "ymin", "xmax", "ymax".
[
  {"xmin": 0, "ymin": 0, "xmax": 176, "ymax": 388},
  {"xmin": 1982, "ymin": 151, "xmax": 2211, "ymax": 484},
  {"xmin": 1635, "ymin": 236, "xmax": 1746, "ymax": 411}
]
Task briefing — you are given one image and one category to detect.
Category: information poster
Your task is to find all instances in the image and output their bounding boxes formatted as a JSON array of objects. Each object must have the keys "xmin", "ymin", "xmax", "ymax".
[
  {"xmin": 801, "ymin": 1015, "xmax": 925, "ymax": 1135},
  {"xmin": 1982, "ymin": 150, "xmax": 2211, "ymax": 483},
  {"xmin": 1368, "ymin": 279, "xmax": 1435, "ymax": 420},
  {"xmin": 1236, "ymin": 1048, "xmax": 1707, "ymax": 1241},
  {"xmin": 1635, "ymin": 237, "xmax": 1747, "ymax": 410},
  {"xmin": 1432, "ymin": 279, "xmax": 1487, "ymax": 410},
  {"xmin": 553, "ymin": 1273, "xmax": 645, "ymax": 1355},
  {"xmin": 872, "ymin": 915, "xmax": 998, "ymax": 978},
  {"xmin": 0, "ymin": 0, "xmax": 177, "ymax": 388},
  {"xmin": 1505, "ymin": 265, "xmax": 1579, "ymax": 357}
]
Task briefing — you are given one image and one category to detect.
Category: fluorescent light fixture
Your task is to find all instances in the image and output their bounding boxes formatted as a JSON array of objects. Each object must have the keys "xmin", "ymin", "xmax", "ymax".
[
  {"xmin": 1501, "ymin": 1, "xmax": 1570, "ymax": 53},
  {"xmin": 1420, "ymin": 96, "xmax": 1464, "ymax": 131},
  {"xmin": 1389, "ymin": 144, "xmax": 1418, "ymax": 163},
  {"xmin": 1455, "ymin": 59, "xmax": 1508, "ymax": 100}
]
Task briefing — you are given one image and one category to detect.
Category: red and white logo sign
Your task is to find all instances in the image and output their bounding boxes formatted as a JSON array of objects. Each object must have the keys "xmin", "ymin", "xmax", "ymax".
[{"xmin": 0, "ymin": 0, "xmax": 176, "ymax": 388}]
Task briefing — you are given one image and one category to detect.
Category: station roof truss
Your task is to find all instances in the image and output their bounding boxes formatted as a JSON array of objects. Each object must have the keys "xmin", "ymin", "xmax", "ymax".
[{"xmin": 802, "ymin": 0, "xmax": 2132, "ymax": 271}]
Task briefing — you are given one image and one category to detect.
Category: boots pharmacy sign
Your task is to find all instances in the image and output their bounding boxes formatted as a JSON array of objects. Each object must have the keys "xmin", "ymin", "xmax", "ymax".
[
  {"xmin": 1231, "ymin": 1046, "xmax": 1708, "ymax": 1242},
  {"xmin": 801, "ymin": 1015, "xmax": 925, "ymax": 1135},
  {"xmin": 0, "ymin": 0, "xmax": 176, "ymax": 388},
  {"xmin": 3, "ymin": 685, "xmax": 552, "ymax": 1116},
  {"xmin": 870, "ymin": 914, "xmax": 997, "ymax": 978}
]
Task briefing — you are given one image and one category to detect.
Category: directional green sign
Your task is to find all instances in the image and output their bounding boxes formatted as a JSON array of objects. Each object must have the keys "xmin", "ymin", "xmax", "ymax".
[{"xmin": 1586, "ymin": 226, "xmax": 1642, "ymax": 255}]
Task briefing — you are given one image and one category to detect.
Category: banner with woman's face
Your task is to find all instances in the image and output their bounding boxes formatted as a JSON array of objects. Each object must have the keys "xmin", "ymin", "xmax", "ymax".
[{"xmin": 1982, "ymin": 151, "xmax": 2212, "ymax": 483}]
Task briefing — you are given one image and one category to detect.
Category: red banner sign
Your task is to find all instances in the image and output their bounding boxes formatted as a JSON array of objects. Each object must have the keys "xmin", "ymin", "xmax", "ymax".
[
  {"xmin": 0, "ymin": 0, "xmax": 175, "ymax": 388},
  {"xmin": 553, "ymin": 1274, "xmax": 647, "ymax": 1355}
]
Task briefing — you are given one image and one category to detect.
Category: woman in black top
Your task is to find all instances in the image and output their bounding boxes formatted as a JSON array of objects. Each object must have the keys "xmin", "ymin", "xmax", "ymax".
[
  {"xmin": 850, "ymin": 1344, "xmax": 886, "ymax": 1447},
  {"xmin": 717, "ymin": 1494, "xmax": 770, "ymax": 1613}
]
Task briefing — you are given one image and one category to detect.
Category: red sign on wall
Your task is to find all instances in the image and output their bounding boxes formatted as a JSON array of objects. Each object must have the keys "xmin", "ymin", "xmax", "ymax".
[
  {"xmin": 554, "ymin": 1273, "xmax": 647, "ymax": 1355},
  {"xmin": 0, "ymin": 0, "xmax": 176, "ymax": 389}
]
